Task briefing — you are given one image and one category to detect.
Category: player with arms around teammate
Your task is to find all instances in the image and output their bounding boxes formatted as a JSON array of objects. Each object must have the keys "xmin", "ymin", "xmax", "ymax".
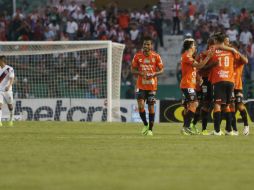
[
  {"xmin": 180, "ymin": 38, "xmax": 214, "ymax": 135},
  {"xmin": 131, "ymin": 36, "xmax": 164, "ymax": 136},
  {"xmin": 208, "ymin": 33, "xmax": 241, "ymax": 135},
  {"xmin": 0, "ymin": 56, "xmax": 15, "ymax": 127}
]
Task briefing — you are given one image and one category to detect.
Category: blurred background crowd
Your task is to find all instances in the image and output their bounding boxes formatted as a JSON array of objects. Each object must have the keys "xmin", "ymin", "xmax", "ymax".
[{"xmin": 0, "ymin": 0, "xmax": 254, "ymax": 99}]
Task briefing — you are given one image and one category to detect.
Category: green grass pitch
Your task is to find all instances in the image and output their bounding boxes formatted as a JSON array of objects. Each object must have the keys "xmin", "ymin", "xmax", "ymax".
[{"xmin": 0, "ymin": 121, "xmax": 254, "ymax": 190}]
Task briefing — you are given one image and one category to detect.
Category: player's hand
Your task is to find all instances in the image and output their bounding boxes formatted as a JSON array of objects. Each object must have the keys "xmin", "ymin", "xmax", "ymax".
[
  {"xmin": 207, "ymin": 48, "xmax": 215, "ymax": 57},
  {"xmin": 144, "ymin": 72, "xmax": 155, "ymax": 79}
]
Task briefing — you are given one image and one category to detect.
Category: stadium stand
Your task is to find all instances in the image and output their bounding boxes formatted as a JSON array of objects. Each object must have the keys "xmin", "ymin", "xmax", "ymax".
[{"xmin": 0, "ymin": 0, "xmax": 254, "ymax": 99}]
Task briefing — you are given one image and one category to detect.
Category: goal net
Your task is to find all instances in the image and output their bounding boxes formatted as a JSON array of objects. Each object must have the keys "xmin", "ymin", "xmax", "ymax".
[{"xmin": 0, "ymin": 41, "xmax": 125, "ymax": 122}]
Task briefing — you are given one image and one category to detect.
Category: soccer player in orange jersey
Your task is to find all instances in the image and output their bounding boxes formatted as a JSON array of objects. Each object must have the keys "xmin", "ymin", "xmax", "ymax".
[
  {"xmin": 131, "ymin": 36, "xmax": 164, "ymax": 136},
  {"xmin": 180, "ymin": 38, "xmax": 214, "ymax": 135},
  {"xmin": 230, "ymin": 41, "xmax": 249, "ymax": 135},
  {"xmin": 190, "ymin": 37, "xmax": 215, "ymax": 135},
  {"xmin": 208, "ymin": 33, "xmax": 241, "ymax": 135}
]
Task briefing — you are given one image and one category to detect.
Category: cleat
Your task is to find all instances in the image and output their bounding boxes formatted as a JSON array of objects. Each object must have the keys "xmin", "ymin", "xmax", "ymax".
[
  {"xmin": 225, "ymin": 130, "xmax": 233, "ymax": 136},
  {"xmin": 181, "ymin": 127, "xmax": 195, "ymax": 135},
  {"xmin": 0, "ymin": 121, "xmax": 2, "ymax": 127},
  {"xmin": 201, "ymin": 130, "xmax": 209, "ymax": 136},
  {"xmin": 181, "ymin": 128, "xmax": 190, "ymax": 135},
  {"xmin": 141, "ymin": 125, "xmax": 149, "ymax": 135},
  {"xmin": 243, "ymin": 126, "xmax": 249, "ymax": 136},
  {"xmin": 210, "ymin": 130, "xmax": 224, "ymax": 136},
  {"xmin": 232, "ymin": 130, "xmax": 239, "ymax": 136},
  {"xmin": 147, "ymin": 130, "xmax": 153, "ymax": 136},
  {"xmin": 190, "ymin": 123, "xmax": 200, "ymax": 134},
  {"xmin": 8, "ymin": 121, "xmax": 13, "ymax": 127}
]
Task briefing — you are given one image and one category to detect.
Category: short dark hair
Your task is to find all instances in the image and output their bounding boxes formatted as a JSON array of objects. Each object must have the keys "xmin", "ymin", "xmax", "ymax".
[
  {"xmin": 143, "ymin": 36, "xmax": 153, "ymax": 42},
  {"xmin": 181, "ymin": 38, "xmax": 195, "ymax": 54},
  {"xmin": 213, "ymin": 32, "xmax": 227, "ymax": 43}
]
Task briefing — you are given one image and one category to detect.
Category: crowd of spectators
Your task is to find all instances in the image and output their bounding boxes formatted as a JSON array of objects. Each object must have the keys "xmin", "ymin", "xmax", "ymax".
[
  {"xmin": 172, "ymin": 0, "xmax": 254, "ymax": 98},
  {"xmin": 0, "ymin": 0, "xmax": 166, "ymax": 99},
  {"xmin": 1, "ymin": 0, "xmax": 254, "ymax": 99}
]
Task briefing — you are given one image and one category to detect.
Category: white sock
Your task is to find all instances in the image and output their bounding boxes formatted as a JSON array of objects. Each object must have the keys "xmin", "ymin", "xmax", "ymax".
[
  {"xmin": 0, "ymin": 109, "xmax": 2, "ymax": 122},
  {"xmin": 10, "ymin": 109, "xmax": 14, "ymax": 121}
]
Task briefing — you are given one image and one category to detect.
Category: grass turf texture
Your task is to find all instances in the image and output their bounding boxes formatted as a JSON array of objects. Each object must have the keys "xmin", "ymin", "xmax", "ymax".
[{"xmin": 0, "ymin": 122, "xmax": 253, "ymax": 190}]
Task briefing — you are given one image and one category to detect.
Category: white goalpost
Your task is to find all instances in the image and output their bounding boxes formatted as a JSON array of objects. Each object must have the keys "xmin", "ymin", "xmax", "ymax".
[{"xmin": 0, "ymin": 41, "xmax": 125, "ymax": 122}]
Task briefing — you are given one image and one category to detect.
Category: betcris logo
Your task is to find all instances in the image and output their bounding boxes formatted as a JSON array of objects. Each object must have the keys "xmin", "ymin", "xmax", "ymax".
[
  {"xmin": 14, "ymin": 99, "xmax": 127, "ymax": 122},
  {"xmin": 131, "ymin": 104, "xmax": 157, "ymax": 122},
  {"xmin": 12, "ymin": 99, "xmax": 160, "ymax": 122}
]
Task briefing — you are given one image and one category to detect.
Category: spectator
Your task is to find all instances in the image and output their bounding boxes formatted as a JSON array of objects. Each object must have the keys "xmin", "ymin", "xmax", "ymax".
[
  {"xmin": 239, "ymin": 27, "xmax": 252, "ymax": 47},
  {"xmin": 153, "ymin": 11, "xmax": 164, "ymax": 47},
  {"xmin": 172, "ymin": 0, "xmax": 181, "ymax": 35},
  {"xmin": 118, "ymin": 9, "xmax": 130, "ymax": 31},
  {"xmin": 187, "ymin": 1, "xmax": 196, "ymax": 22},
  {"xmin": 219, "ymin": 8, "xmax": 230, "ymax": 29},
  {"xmin": 226, "ymin": 24, "xmax": 238, "ymax": 42},
  {"xmin": 129, "ymin": 23, "xmax": 139, "ymax": 43},
  {"xmin": 66, "ymin": 17, "xmax": 78, "ymax": 40}
]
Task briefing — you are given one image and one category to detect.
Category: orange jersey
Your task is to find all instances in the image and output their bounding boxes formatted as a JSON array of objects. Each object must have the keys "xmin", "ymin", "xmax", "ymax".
[
  {"xmin": 209, "ymin": 50, "xmax": 240, "ymax": 84},
  {"xmin": 131, "ymin": 50, "xmax": 164, "ymax": 91},
  {"xmin": 180, "ymin": 51, "xmax": 196, "ymax": 89},
  {"xmin": 197, "ymin": 51, "xmax": 210, "ymax": 78},
  {"xmin": 234, "ymin": 59, "xmax": 247, "ymax": 90}
]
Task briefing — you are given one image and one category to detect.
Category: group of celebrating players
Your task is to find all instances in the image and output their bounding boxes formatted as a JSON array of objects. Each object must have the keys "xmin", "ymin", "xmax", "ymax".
[
  {"xmin": 131, "ymin": 33, "xmax": 250, "ymax": 136},
  {"xmin": 180, "ymin": 32, "xmax": 250, "ymax": 136}
]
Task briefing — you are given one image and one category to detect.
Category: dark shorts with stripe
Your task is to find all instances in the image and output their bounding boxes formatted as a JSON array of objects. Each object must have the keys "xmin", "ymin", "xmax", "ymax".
[
  {"xmin": 136, "ymin": 89, "xmax": 156, "ymax": 104},
  {"xmin": 234, "ymin": 89, "xmax": 244, "ymax": 103},
  {"xmin": 201, "ymin": 77, "xmax": 213, "ymax": 103},
  {"xmin": 181, "ymin": 88, "xmax": 197, "ymax": 105},
  {"xmin": 213, "ymin": 81, "xmax": 234, "ymax": 105}
]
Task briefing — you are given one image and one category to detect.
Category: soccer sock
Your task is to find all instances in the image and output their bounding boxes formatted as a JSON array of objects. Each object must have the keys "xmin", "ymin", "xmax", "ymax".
[
  {"xmin": 231, "ymin": 112, "xmax": 237, "ymax": 131},
  {"xmin": 201, "ymin": 110, "xmax": 208, "ymax": 131},
  {"xmin": 192, "ymin": 111, "xmax": 200, "ymax": 125},
  {"xmin": 185, "ymin": 110, "xmax": 195, "ymax": 128},
  {"xmin": 213, "ymin": 111, "xmax": 221, "ymax": 133},
  {"xmin": 139, "ymin": 111, "xmax": 148, "ymax": 126},
  {"xmin": 9, "ymin": 109, "xmax": 14, "ymax": 121},
  {"xmin": 148, "ymin": 113, "xmax": 155, "ymax": 131},
  {"xmin": 240, "ymin": 109, "xmax": 248, "ymax": 126},
  {"xmin": 225, "ymin": 112, "xmax": 232, "ymax": 132}
]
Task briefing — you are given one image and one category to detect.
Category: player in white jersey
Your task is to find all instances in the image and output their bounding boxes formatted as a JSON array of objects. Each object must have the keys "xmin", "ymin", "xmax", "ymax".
[{"xmin": 0, "ymin": 56, "xmax": 14, "ymax": 127}]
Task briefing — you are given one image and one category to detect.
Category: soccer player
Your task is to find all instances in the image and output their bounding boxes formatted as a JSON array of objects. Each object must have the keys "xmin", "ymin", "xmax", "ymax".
[
  {"xmin": 0, "ymin": 55, "xmax": 15, "ymax": 127},
  {"xmin": 208, "ymin": 33, "xmax": 240, "ymax": 135},
  {"xmin": 191, "ymin": 37, "xmax": 215, "ymax": 135},
  {"xmin": 180, "ymin": 38, "xmax": 214, "ymax": 135},
  {"xmin": 231, "ymin": 42, "xmax": 249, "ymax": 135},
  {"xmin": 131, "ymin": 36, "xmax": 164, "ymax": 136}
]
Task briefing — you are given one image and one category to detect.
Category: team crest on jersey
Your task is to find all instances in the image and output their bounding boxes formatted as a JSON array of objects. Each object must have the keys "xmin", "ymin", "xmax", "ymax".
[
  {"xmin": 144, "ymin": 58, "xmax": 150, "ymax": 64},
  {"xmin": 152, "ymin": 58, "xmax": 155, "ymax": 63}
]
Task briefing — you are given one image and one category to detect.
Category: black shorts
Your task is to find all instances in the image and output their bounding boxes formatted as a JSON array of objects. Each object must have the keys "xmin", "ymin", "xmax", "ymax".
[
  {"xmin": 181, "ymin": 88, "xmax": 197, "ymax": 105},
  {"xmin": 136, "ymin": 89, "xmax": 156, "ymax": 104},
  {"xmin": 213, "ymin": 81, "xmax": 234, "ymax": 104},
  {"xmin": 201, "ymin": 77, "xmax": 213, "ymax": 103},
  {"xmin": 234, "ymin": 89, "xmax": 244, "ymax": 103}
]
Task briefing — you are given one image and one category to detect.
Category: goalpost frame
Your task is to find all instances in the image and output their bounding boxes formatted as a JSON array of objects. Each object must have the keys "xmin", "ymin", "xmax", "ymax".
[{"xmin": 0, "ymin": 40, "xmax": 125, "ymax": 122}]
